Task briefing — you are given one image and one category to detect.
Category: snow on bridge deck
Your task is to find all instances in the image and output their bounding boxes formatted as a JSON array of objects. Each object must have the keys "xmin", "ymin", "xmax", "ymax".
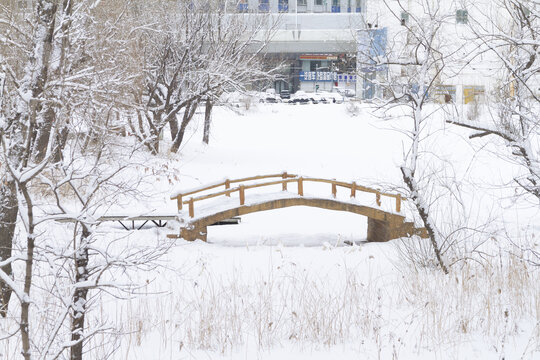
[{"xmin": 170, "ymin": 174, "xmax": 427, "ymax": 242}]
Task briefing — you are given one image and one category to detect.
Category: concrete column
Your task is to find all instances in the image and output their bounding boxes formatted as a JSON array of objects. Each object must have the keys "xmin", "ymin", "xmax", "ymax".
[
  {"xmin": 270, "ymin": 0, "xmax": 277, "ymax": 12},
  {"xmin": 290, "ymin": 0, "xmax": 297, "ymax": 12},
  {"xmin": 341, "ymin": 0, "xmax": 348, "ymax": 13},
  {"xmin": 307, "ymin": 0, "xmax": 314, "ymax": 12}
]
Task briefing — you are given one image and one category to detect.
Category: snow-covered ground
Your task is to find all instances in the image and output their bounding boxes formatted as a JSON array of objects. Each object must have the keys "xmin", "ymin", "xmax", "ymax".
[
  {"xmin": 105, "ymin": 102, "xmax": 538, "ymax": 359},
  {"xmin": 3, "ymin": 102, "xmax": 539, "ymax": 359}
]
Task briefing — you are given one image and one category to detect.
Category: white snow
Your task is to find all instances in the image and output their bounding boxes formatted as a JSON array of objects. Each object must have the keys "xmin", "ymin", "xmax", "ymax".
[
  {"xmin": 102, "ymin": 103, "xmax": 539, "ymax": 359},
  {"xmin": 2, "ymin": 102, "xmax": 539, "ymax": 359}
]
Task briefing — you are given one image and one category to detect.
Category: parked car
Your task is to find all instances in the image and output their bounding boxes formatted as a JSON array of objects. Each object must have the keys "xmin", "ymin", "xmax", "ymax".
[
  {"xmin": 259, "ymin": 95, "xmax": 281, "ymax": 103},
  {"xmin": 288, "ymin": 91, "xmax": 311, "ymax": 104},
  {"xmin": 335, "ymin": 87, "xmax": 356, "ymax": 98},
  {"xmin": 258, "ymin": 89, "xmax": 282, "ymax": 103},
  {"xmin": 320, "ymin": 91, "xmax": 344, "ymax": 104},
  {"xmin": 280, "ymin": 89, "xmax": 291, "ymax": 99},
  {"xmin": 310, "ymin": 93, "xmax": 328, "ymax": 104}
]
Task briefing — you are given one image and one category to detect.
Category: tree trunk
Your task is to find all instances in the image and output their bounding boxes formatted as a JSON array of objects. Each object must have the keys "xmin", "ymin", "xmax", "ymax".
[
  {"xmin": 147, "ymin": 126, "xmax": 160, "ymax": 155},
  {"xmin": 169, "ymin": 115, "xmax": 179, "ymax": 144},
  {"xmin": 33, "ymin": 104, "xmax": 55, "ymax": 162},
  {"xmin": 0, "ymin": 180, "xmax": 17, "ymax": 317},
  {"xmin": 401, "ymin": 167, "xmax": 449, "ymax": 274},
  {"xmin": 144, "ymin": 112, "xmax": 160, "ymax": 155},
  {"xmin": 52, "ymin": 125, "xmax": 69, "ymax": 163},
  {"xmin": 170, "ymin": 100, "xmax": 198, "ymax": 153},
  {"xmin": 0, "ymin": 0, "xmax": 57, "ymax": 318},
  {"xmin": 34, "ymin": 0, "xmax": 73, "ymax": 163},
  {"xmin": 202, "ymin": 98, "xmax": 213, "ymax": 144},
  {"xmin": 20, "ymin": 185, "xmax": 36, "ymax": 360},
  {"xmin": 70, "ymin": 226, "xmax": 90, "ymax": 360}
]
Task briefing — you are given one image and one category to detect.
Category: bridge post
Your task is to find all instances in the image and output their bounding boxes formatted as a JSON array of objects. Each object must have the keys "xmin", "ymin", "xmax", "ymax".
[
  {"xmin": 376, "ymin": 191, "xmax": 381, "ymax": 206},
  {"xmin": 189, "ymin": 198, "xmax": 195, "ymax": 218},
  {"xmin": 351, "ymin": 182, "xmax": 356, "ymax": 198},
  {"xmin": 225, "ymin": 179, "xmax": 231, "ymax": 197},
  {"xmin": 332, "ymin": 182, "xmax": 337, "ymax": 198},
  {"xmin": 177, "ymin": 195, "xmax": 183, "ymax": 210},
  {"xmin": 282, "ymin": 172, "xmax": 288, "ymax": 191},
  {"xmin": 239, "ymin": 185, "xmax": 245, "ymax": 205},
  {"xmin": 298, "ymin": 177, "xmax": 303, "ymax": 196},
  {"xmin": 396, "ymin": 194, "xmax": 402, "ymax": 212}
]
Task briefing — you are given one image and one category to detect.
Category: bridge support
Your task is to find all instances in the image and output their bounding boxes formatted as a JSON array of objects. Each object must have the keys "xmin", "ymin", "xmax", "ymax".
[
  {"xmin": 367, "ymin": 218, "xmax": 391, "ymax": 242},
  {"xmin": 367, "ymin": 217, "xmax": 422, "ymax": 242},
  {"xmin": 181, "ymin": 225, "xmax": 208, "ymax": 242},
  {"xmin": 177, "ymin": 198, "xmax": 428, "ymax": 243}
]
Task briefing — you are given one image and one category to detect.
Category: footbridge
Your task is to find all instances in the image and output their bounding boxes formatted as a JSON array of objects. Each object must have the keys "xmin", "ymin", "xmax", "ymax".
[{"xmin": 170, "ymin": 173, "xmax": 428, "ymax": 242}]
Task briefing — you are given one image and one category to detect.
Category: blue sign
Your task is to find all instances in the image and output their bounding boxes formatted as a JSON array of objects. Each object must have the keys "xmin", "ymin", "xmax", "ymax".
[
  {"xmin": 357, "ymin": 28, "xmax": 388, "ymax": 73},
  {"xmin": 299, "ymin": 71, "xmax": 357, "ymax": 83},
  {"xmin": 357, "ymin": 27, "xmax": 388, "ymax": 99}
]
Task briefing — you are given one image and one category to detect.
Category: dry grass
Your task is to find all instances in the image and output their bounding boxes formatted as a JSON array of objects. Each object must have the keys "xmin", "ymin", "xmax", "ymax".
[
  {"xmin": 1, "ymin": 237, "xmax": 538, "ymax": 359},
  {"xmin": 111, "ymin": 246, "xmax": 540, "ymax": 358}
]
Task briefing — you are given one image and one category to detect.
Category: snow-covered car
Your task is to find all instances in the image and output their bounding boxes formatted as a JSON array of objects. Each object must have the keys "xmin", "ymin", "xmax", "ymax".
[
  {"xmin": 280, "ymin": 89, "xmax": 291, "ymax": 99},
  {"xmin": 257, "ymin": 90, "xmax": 282, "ymax": 103},
  {"xmin": 288, "ymin": 91, "xmax": 312, "ymax": 104},
  {"xmin": 310, "ymin": 93, "xmax": 329, "ymax": 104},
  {"xmin": 334, "ymin": 87, "xmax": 356, "ymax": 98},
  {"xmin": 259, "ymin": 95, "xmax": 281, "ymax": 103},
  {"xmin": 319, "ymin": 91, "xmax": 344, "ymax": 104}
]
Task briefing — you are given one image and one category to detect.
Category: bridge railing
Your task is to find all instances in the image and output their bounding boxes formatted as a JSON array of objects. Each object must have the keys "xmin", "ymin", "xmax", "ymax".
[
  {"xmin": 170, "ymin": 172, "xmax": 405, "ymax": 218},
  {"xmin": 170, "ymin": 173, "xmax": 298, "ymax": 209}
]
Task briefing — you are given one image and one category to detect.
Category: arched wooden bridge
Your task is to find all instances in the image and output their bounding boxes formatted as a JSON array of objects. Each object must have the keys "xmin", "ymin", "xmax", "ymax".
[{"xmin": 170, "ymin": 173, "xmax": 428, "ymax": 242}]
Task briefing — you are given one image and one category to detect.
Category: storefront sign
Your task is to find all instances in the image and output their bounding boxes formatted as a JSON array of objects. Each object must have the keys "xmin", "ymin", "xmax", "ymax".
[
  {"xmin": 299, "ymin": 71, "xmax": 356, "ymax": 82},
  {"xmin": 299, "ymin": 54, "xmax": 339, "ymax": 61}
]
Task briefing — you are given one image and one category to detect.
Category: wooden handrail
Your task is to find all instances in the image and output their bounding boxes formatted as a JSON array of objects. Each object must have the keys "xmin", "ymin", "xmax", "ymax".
[
  {"xmin": 170, "ymin": 172, "xmax": 298, "ymax": 200},
  {"xmin": 176, "ymin": 175, "xmax": 407, "ymax": 218}
]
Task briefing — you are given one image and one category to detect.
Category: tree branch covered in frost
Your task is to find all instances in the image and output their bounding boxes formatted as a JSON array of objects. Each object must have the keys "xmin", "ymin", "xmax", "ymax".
[
  {"xmin": 127, "ymin": 0, "xmax": 279, "ymax": 154},
  {"xmin": 0, "ymin": 1, "xmax": 176, "ymax": 358},
  {"xmin": 448, "ymin": 0, "xmax": 540, "ymax": 202},
  {"xmin": 367, "ymin": 0, "xmax": 470, "ymax": 273}
]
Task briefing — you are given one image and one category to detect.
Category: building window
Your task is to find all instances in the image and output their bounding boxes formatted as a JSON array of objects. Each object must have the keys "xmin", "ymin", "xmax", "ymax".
[
  {"xmin": 237, "ymin": 0, "xmax": 248, "ymax": 12},
  {"xmin": 278, "ymin": 0, "xmax": 289, "ymax": 12},
  {"xmin": 356, "ymin": 0, "xmax": 362, "ymax": 12},
  {"xmin": 313, "ymin": 0, "xmax": 325, "ymax": 13},
  {"xmin": 433, "ymin": 85, "xmax": 457, "ymax": 104},
  {"xmin": 332, "ymin": 0, "xmax": 340, "ymax": 13},
  {"xmin": 401, "ymin": 12, "xmax": 409, "ymax": 26},
  {"xmin": 259, "ymin": 0, "xmax": 269, "ymax": 12},
  {"xmin": 463, "ymin": 85, "xmax": 485, "ymax": 104},
  {"xmin": 310, "ymin": 61, "xmax": 322, "ymax": 72},
  {"xmin": 456, "ymin": 9, "xmax": 468, "ymax": 24},
  {"xmin": 297, "ymin": 0, "xmax": 307, "ymax": 12}
]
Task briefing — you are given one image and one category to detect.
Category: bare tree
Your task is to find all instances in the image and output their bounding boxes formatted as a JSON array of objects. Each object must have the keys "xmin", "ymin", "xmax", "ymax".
[
  {"xmin": 448, "ymin": 0, "xmax": 540, "ymax": 202},
  {"xmin": 362, "ymin": 0, "xmax": 473, "ymax": 273},
  {"xmin": 36, "ymin": 123, "xmax": 168, "ymax": 360},
  {"xmin": 0, "ymin": 1, "xmax": 159, "ymax": 358},
  {"xmin": 0, "ymin": 0, "xmax": 58, "ymax": 326},
  {"xmin": 128, "ymin": 0, "xmax": 277, "ymax": 154}
]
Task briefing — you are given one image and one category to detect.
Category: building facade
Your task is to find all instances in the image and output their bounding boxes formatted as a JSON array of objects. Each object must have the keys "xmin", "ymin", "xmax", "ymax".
[
  {"xmin": 234, "ymin": 0, "xmax": 366, "ymax": 93},
  {"xmin": 246, "ymin": 0, "xmax": 538, "ymax": 106}
]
